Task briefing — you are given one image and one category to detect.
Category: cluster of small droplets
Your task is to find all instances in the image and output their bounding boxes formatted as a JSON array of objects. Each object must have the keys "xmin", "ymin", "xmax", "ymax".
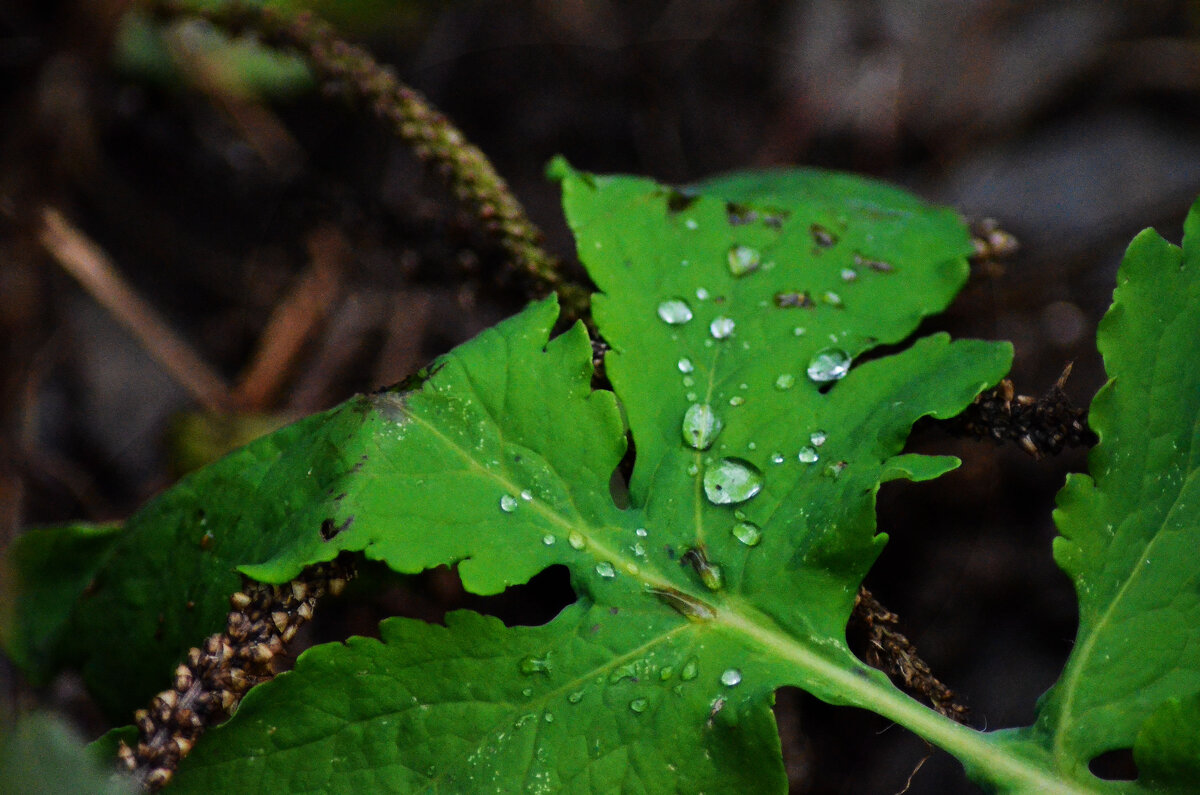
[{"xmin": 118, "ymin": 558, "xmax": 354, "ymax": 791}]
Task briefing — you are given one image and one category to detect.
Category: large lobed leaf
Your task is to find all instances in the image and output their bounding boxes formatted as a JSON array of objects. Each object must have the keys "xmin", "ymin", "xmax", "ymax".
[
  {"xmin": 4, "ymin": 163, "xmax": 1011, "ymax": 792},
  {"xmin": 985, "ymin": 200, "xmax": 1200, "ymax": 791}
]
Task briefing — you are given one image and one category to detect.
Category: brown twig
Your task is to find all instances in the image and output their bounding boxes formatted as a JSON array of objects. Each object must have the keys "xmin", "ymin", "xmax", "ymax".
[
  {"xmin": 118, "ymin": 558, "xmax": 354, "ymax": 791},
  {"xmin": 945, "ymin": 363, "xmax": 1097, "ymax": 459},
  {"xmin": 851, "ymin": 587, "xmax": 970, "ymax": 722},
  {"xmin": 38, "ymin": 207, "xmax": 234, "ymax": 413},
  {"xmin": 146, "ymin": 0, "xmax": 590, "ymax": 321}
]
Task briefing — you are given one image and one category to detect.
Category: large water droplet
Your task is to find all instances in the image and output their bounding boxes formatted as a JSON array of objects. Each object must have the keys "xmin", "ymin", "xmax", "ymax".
[
  {"xmin": 499, "ymin": 495, "xmax": 519, "ymax": 512},
  {"xmin": 732, "ymin": 521, "xmax": 762, "ymax": 546},
  {"xmin": 806, "ymin": 347, "xmax": 851, "ymax": 383},
  {"xmin": 680, "ymin": 657, "xmax": 699, "ymax": 680},
  {"xmin": 720, "ymin": 668, "xmax": 743, "ymax": 687},
  {"xmin": 568, "ymin": 531, "xmax": 587, "ymax": 550},
  {"xmin": 519, "ymin": 655, "xmax": 551, "ymax": 675},
  {"xmin": 677, "ymin": 357, "xmax": 694, "ymax": 373},
  {"xmin": 657, "ymin": 299, "xmax": 693, "ymax": 325},
  {"xmin": 629, "ymin": 698, "xmax": 649, "ymax": 714},
  {"xmin": 595, "ymin": 561, "xmax": 616, "ymax": 579},
  {"xmin": 703, "ymin": 458, "xmax": 764, "ymax": 504},
  {"xmin": 774, "ymin": 373, "xmax": 795, "ymax": 391},
  {"xmin": 798, "ymin": 446, "xmax": 819, "ymax": 463},
  {"xmin": 726, "ymin": 244, "xmax": 761, "ymax": 277},
  {"xmin": 709, "ymin": 316, "xmax": 735, "ymax": 339},
  {"xmin": 809, "ymin": 430, "xmax": 827, "ymax": 447},
  {"xmin": 682, "ymin": 403, "xmax": 722, "ymax": 450}
]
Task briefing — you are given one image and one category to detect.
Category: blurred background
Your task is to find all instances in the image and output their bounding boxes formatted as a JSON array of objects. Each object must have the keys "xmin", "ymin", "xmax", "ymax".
[{"xmin": 4, "ymin": 1, "xmax": 1200, "ymax": 791}]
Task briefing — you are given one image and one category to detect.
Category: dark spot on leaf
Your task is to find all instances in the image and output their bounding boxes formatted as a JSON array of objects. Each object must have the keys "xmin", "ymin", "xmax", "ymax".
[
  {"xmin": 1088, "ymin": 749, "xmax": 1137, "ymax": 781},
  {"xmin": 726, "ymin": 202, "xmax": 758, "ymax": 226},
  {"xmin": 320, "ymin": 516, "xmax": 353, "ymax": 541},
  {"xmin": 185, "ymin": 601, "xmax": 195, "ymax": 610},
  {"xmin": 664, "ymin": 188, "xmax": 698, "ymax": 213},
  {"xmin": 664, "ymin": 545, "xmax": 676, "ymax": 559},
  {"xmin": 854, "ymin": 252, "xmax": 894, "ymax": 272},
  {"xmin": 810, "ymin": 223, "xmax": 838, "ymax": 248},
  {"xmin": 609, "ymin": 607, "xmax": 619, "ymax": 615},
  {"xmin": 763, "ymin": 213, "xmax": 788, "ymax": 229},
  {"xmin": 775, "ymin": 290, "xmax": 814, "ymax": 308}
]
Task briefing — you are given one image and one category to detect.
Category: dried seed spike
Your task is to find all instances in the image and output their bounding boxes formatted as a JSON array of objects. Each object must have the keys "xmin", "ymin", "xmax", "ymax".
[
  {"xmin": 229, "ymin": 667, "xmax": 248, "ymax": 690},
  {"xmin": 281, "ymin": 625, "xmax": 298, "ymax": 643},
  {"xmin": 230, "ymin": 591, "xmax": 252, "ymax": 610},
  {"xmin": 296, "ymin": 602, "xmax": 314, "ymax": 621},
  {"xmin": 145, "ymin": 768, "xmax": 173, "ymax": 790},
  {"xmin": 291, "ymin": 581, "xmax": 309, "ymax": 601},
  {"xmin": 172, "ymin": 736, "xmax": 194, "ymax": 756},
  {"xmin": 272, "ymin": 610, "xmax": 290, "ymax": 632},
  {"xmin": 219, "ymin": 690, "xmax": 238, "ymax": 712},
  {"xmin": 174, "ymin": 664, "xmax": 194, "ymax": 692},
  {"xmin": 242, "ymin": 642, "xmax": 275, "ymax": 664},
  {"xmin": 117, "ymin": 741, "xmax": 136, "ymax": 770}
]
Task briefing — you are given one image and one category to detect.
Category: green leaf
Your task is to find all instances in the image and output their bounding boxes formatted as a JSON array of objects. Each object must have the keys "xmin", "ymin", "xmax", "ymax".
[
  {"xmin": 12, "ymin": 163, "xmax": 1015, "ymax": 791},
  {"xmin": 985, "ymin": 200, "xmax": 1200, "ymax": 791},
  {"xmin": 0, "ymin": 711, "xmax": 135, "ymax": 795}
]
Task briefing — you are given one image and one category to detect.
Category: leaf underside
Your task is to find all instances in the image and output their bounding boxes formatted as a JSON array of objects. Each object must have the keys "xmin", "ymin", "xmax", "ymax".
[{"xmin": 4, "ymin": 163, "xmax": 1013, "ymax": 793}]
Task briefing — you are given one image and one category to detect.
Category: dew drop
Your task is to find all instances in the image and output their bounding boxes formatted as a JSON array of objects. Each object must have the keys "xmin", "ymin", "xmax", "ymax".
[
  {"xmin": 822, "ymin": 291, "xmax": 843, "ymax": 308},
  {"xmin": 680, "ymin": 657, "xmax": 699, "ymax": 680},
  {"xmin": 595, "ymin": 561, "xmax": 617, "ymax": 579},
  {"xmin": 629, "ymin": 698, "xmax": 649, "ymax": 714},
  {"xmin": 770, "ymin": 452, "xmax": 785, "ymax": 464},
  {"xmin": 657, "ymin": 299, "xmax": 693, "ymax": 325},
  {"xmin": 632, "ymin": 541, "xmax": 646, "ymax": 557},
  {"xmin": 720, "ymin": 668, "xmax": 743, "ymax": 687},
  {"xmin": 609, "ymin": 663, "xmax": 638, "ymax": 683},
  {"xmin": 519, "ymin": 655, "xmax": 551, "ymax": 675},
  {"xmin": 709, "ymin": 316, "xmax": 736, "ymax": 339},
  {"xmin": 774, "ymin": 373, "xmax": 795, "ymax": 391},
  {"xmin": 568, "ymin": 531, "xmax": 587, "ymax": 550},
  {"xmin": 840, "ymin": 268, "xmax": 858, "ymax": 281},
  {"xmin": 677, "ymin": 357, "xmax": 694, "ymax": 373},
  {"xmin": 542, "ymin": 534, "xmax": 556, "ymax": 546},
  {"xmin": 520, "ymin": 489, "xmax": 533, "ymax": 501},
  {"xmin": 728, "ymin": 395, "xmax": 745, "ymax": 407},
  {"xmin": 806, "ymin": 347, "xmax": 851, "ymax": 383},
  {"xmin": 696, "ymin": 287, "xmax": 710, "ymax": 301},
  {"xmin": 726, "ymin": 244, "xmax": 761, "ymax": 277},
  {"xmin": 682, "ymin": 403, "xmax": 723, "ymax": 450},
  {"xmin": 792, "ymin": 327, "xmax": 806, "ymax": 336},
  {"xmin": 809, "ymin": 430, "xmax": 827, "ymax": 447},
  {"xmin": 659, "ymin": 666, "xmax": 675, "ymax": 681},
  {"xmin": 500, "ymin": 495, "xmax": 519, "ymax": 512},
  {"xmin": 687, "ymin": 463, "xmax": 700, "ymax": 476},
  {"xmin": 685, "ymin": 218, "xmax": 698, "ymax": 230},
  {"xmin": 567, "ymin": 690, "xmax": 585, "ymax": 704},
  {"xmin": 686, "ymin": 391, "xmax": 698, "ymax": 402},
  {"xmin": 823, "ymin": 461, "xmax": 847, "ymax": 479},
  {"xmin": 682, "ymin": 376, "xmax": 695, "ymax": 387},
  {"xmin": 732, "ymin": 521, "xmax": 762, "ymax": 546},
  {"xmin": 798, "ymin": 446, "xmax": 819, "ymax": 463},
  {"xmin": 635, "ymin": 527, "xmax": 648, "ymax": 537},
  {"xmin": 703, "ymin": 458, "xmax": 764, "ymax": 504},
  {"xmin": 698, "ymin": 562, "xmax": 723, "ymax": 591}
]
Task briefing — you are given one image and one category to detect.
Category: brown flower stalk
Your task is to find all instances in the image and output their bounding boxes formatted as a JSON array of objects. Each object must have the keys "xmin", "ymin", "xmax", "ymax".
[
  {"xmin": 118, "ymin": 558, "xmax": 354, "ymax": 791},
  {"xmin": 851, "ymin": 588, "xmax": 970, "ymax": 722},
  {"xmin": 145, "ymin": 0, "xmax": 588, "ymax": 319}
]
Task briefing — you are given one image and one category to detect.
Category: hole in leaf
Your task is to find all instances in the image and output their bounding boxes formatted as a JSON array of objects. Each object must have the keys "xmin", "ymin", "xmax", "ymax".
[
  {"xmin": 609, "ymin": 431, "xmax": 636, "ymax": 509},
  {"xmin": 1088, "ymin": 748, "xmax": 1138, "ymax": 781}
]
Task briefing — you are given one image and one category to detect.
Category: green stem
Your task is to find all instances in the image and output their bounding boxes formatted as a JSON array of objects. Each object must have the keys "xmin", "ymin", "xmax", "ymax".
[{"xmin": 719, "ymin": 606, "xmax": 1099, "ymax": 795}]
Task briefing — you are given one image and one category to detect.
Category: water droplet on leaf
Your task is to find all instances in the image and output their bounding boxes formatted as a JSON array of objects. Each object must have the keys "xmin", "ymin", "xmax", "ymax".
[
  {"xmin": 822, "ymin": 291, "xmax": 843, "ymax": 308},
  {"xmin": 728, "ymin": 396, "xmax": 745, "ymax": 407},
  {"xmin": 770, "ymin": 452, "xmax": 785, "ymax": 464},
  {"xmin": 568, "ymin": 531, "xmax": 587, "ymax": 550},
  {"xmin": 657, "ymin": 299, "xmax": 693, "ymax": 325},
  {"xmin": 809, "ymin": 430, "xmax": 827, "ymax": 447},
  {"xmin": 709, "ymin": 316, "xmax": 735, "ymax": 339},
  {"xmin": 635, "ymin": 527, "xmax": 648, "ymax": 537},
  {"xmin": 774, "ymin": 373, "xmax": 795, "ymax": 390},
  {"xmin": 806, "ymin": 347, "xmax": 851, "ymax": 383},
  {"xmin": 696, "ymin": 287, "xmax": 710, "ymax": 300},
  {"xmin": 798, "ymin": 446, "xmax": 819, "ymax": 463},
  {"xmin": 519, "ymin": 655, "xmax": 551, "ymax": 675},
  {"xmin": 682, "ymin": 403, "xmax": 722, "ymax": 450},
  {"xmin": 629, "ymin": 698, "xmax": 648, "ymax": 714},
  {"xmin": 677, "ymin": 357, "xmax": 694, "ymax": 373},
  {"xmin": 720, "ymin": 668, "xmax": 743, "ymax": 687},
  {"xmin": 500, "ymin": 495, "xmax": 519, "ymax": 512},
  {"xmin": 681, "ymin": 657, "xmax": 699, "ymax": 680},
  {"xmin": 567, "ymin": 690, "xmax": 585, "ymax": 704},
  {"xmin": 703, "ymin": 458, "xmax": 764, "ymax": 504},
  {"xmin": 520, "ymin": 489, "xmax": 533, "ymax": 501},
  {"xmin": 595, "ymin": 561, "xmax": 616, "ymax": 579},
  {"xmin": 732, "ymin": 521, "xmax": 762, "ymax": 546},
  {"xmin": 840, "ymin": 268, "xmax": 858, "ymax": 281},
  {"xmin": 726, "ymin": 244, "xmax": 761, "ymax": 276},
  {"xmin": 542, "ymin": 534, "xmax": 556, "ymax": 546}
]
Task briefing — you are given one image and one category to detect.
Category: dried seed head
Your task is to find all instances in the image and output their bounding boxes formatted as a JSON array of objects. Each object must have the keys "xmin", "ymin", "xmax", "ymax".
[
  {"xmin": 230, "ymin": 591, "xmax": 252, "ymax": 610},
  {"xmin": 174, "ymin": 665, "xmax": 194, "ymax": 692},
  {"xmin": 327, "ymin": 577, "xmax": 347, "ymax": 597},
  {"xmin": 291, "ymin": 581, "xmax": 309, "ymax": 602},
  {"xmin": 117, "ymin": 741, "xmax": 136, "ymax": 770},
  {"xmin": 144, "ymin": 767, "xmax": 173, "ymax": 789},
  {"xmin": 272, "ymin": 611, "xmax": 290, "ymax": 633},
  {"xmin": 296, "ymin": 602, "xmax": 314, "ymax": 621}
]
